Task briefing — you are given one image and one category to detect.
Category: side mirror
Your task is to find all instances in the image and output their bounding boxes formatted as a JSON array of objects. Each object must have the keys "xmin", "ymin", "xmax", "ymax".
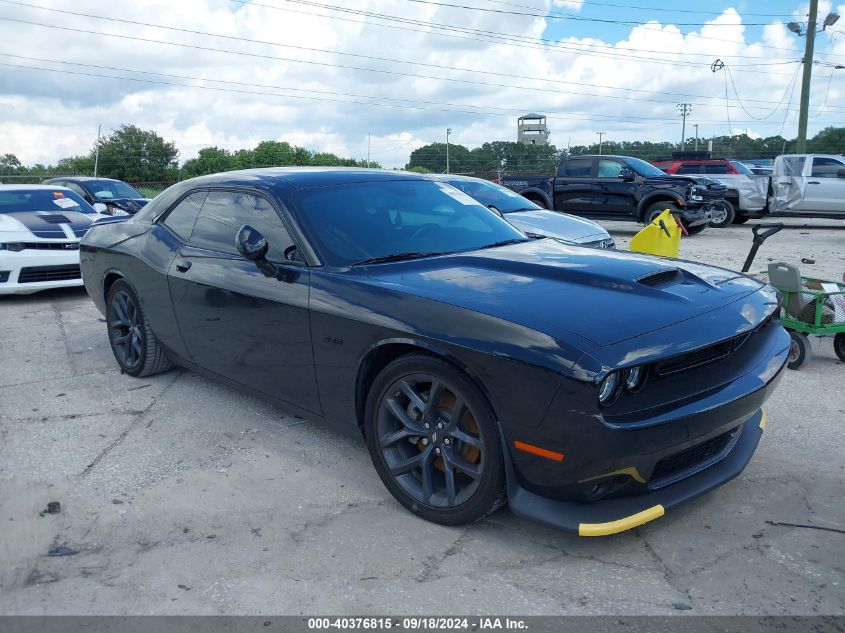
[
  {"xmin": 487, "ymin": 205, "xmax": 505, "ymax": 218},
  {"xmin": 619, "ymin": 169, "xmax": 635, "ymax": 182},
  {"xmin": 236, "ymin": 224, "xmax": 285, "ymax": 279},
  {"xmin": 92, "ymin": 202, "xmax": 109, "ymax": 214},
  {"xmin": 236, "ymin": 224, "xmax": 269, "ymax": 261}
]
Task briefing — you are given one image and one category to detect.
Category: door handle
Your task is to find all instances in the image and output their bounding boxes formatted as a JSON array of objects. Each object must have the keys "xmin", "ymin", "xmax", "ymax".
[
  {"xmin": 175, "ymin": 260, "xmax": 192, "ymax": 273},
  {"xmin": 807, "ymin": 181, "xmax": 820, "ymax": 184}
]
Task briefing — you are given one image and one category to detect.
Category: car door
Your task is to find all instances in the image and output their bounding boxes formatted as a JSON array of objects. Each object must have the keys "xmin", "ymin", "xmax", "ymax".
[
  {"xmin": 553, "ymin": 157, "xmax": 596, "ymax": 214},
  {"xmin": 595, "ymin": 158, "xmax": 637, "ymax": 216},
  {"xmin": 166, "ymin": 189, "xmax": 321, "ymax": 414},
  {"xmin": 806, "ymin": 157, "xmax": 845, "ymax": 213}
]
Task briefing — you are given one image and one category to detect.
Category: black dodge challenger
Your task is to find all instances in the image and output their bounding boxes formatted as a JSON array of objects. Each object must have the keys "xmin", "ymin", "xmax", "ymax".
[{"xmin": 80, "ymin": 168, "xmax": 789, "ymax": 536}]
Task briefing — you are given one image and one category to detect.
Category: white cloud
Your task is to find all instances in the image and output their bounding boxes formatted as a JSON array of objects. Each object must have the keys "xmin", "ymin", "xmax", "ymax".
[{"xmin": 1, "ymin": 0, "xmax": 843, "ymax": 170}]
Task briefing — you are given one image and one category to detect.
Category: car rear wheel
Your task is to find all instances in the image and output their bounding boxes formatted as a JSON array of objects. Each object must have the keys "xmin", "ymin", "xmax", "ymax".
[
  {"xmin": 364, "ymin": 354, "xmax": 506, "ymax": 525},
  {"xmin": 106, "ymin": 279, "xmax": 172, "ymax": 377},
  {"xmin": 709, "ymin": 200, "xmax": 736, "ymax": 228}
]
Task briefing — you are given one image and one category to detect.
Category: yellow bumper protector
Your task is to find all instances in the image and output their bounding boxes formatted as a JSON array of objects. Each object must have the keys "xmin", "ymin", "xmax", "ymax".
[
  {"xmin": 578, "ymin": 466, "xmax": 647, "ymax": 485},
  {"xmin": 578, "ymin": 504, "xmax": 665, "ymax": 537},
  {"xmin": 758, "ymin": 410, "xmax": 768, "ymax": 431}
]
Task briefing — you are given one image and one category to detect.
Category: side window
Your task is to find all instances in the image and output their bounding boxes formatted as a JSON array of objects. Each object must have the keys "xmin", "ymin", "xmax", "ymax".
[
  {"xmin": 703, "ymin": 164, "xmax": 732, "ymax": 174},
  {"xmin": 781, "ymin": 156, "xmax": 806, "ymax": 177},
  {"xmin": 677, "ymin": 164, "xmax": 702, "ymax": 174},
  {"xmin": 597, "ymin": 160, "xmax": 624, "ymax": 178},
  {"xmin": 190, "ymin": 191, "xmax": 294, "ymax": 260},
  {"xmin": 561, "ymin": 159, "xmax": 592, "ymax": 177},
  {"xmin": 811, "ymin": 157, "xmax": 845, "ymax": 178},
  {"xmin": 161, "ymin": 191, "xmax": 207, "ymax": 241},
  {"xmin": 65, "ymin": 182, "xmax": 89, "ymax": 198}
]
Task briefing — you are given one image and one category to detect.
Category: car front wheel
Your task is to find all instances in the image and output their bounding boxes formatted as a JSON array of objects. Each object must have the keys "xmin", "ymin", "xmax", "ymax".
[
  {"xmin": 709, "ymin": 200, "xmax": 736, "ymax": 228},
  {"xmin": 106, "ymin": 279, "xmax": 173, "ymax": 377},
  {"xmin": 364, "ymin": 354, "xmax": 506, "ymax": 525}
]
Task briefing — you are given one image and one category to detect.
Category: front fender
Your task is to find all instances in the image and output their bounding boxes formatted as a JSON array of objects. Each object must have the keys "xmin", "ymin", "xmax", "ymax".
[
  {"xmin": 637, "ymin": 191, "xmax": 687, "ymax": 218},
  {"xmin": 517, "ymin": 187, "xmax": 553, "ymax": 209}
]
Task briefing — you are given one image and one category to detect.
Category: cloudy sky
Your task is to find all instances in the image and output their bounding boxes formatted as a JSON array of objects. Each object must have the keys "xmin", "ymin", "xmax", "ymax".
[{"xmin": 1, "ymin": 0, "xmax": 844, "ymax": 168}]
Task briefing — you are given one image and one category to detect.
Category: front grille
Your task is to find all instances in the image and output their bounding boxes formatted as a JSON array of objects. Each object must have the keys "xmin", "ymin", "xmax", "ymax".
[
  {"xmin": 0, "ymin": 271, "xmax": 9, "ymax": 283},
  {"xmin": 651, "ymin": 426, "xmax": 739, "ymax": 482},
  {"xmin": 17, "ymin": 265, "xmax": 81, "ymax": 283},
  {"xmin": 14, "ymin": 242, "xmax": 79, "ymax": 251}
]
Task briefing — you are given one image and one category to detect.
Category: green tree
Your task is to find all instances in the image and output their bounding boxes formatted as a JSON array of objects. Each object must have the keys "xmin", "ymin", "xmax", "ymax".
[
  {"xmin": 181, "ymin": 147, "xmax": 236, "ymax": 178},
  {"xmin": 0, "ymin": 153, "xmax": 22, "ymax": 174},
  {"xmin": 95, "ymin": 124, "xmax": 179, "ymax": 182},
  {"xmin": 55, "ymin": 155, "xmax": 95, "ymax": 175}
]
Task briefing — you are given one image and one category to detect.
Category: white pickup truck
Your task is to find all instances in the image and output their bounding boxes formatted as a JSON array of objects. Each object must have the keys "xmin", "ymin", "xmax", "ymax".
[{"xmin": 719, "ymin": 154, "xmax": 845, "ymax": 223}]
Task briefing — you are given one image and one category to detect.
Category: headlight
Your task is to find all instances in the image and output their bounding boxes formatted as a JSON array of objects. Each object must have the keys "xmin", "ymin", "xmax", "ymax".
[
  {"xmin": 598, "ymin": 371, "xmax": 620, "ymax": 406},
  {"xmin": 0, "ymin": 242, "xmax": 25, "ymax": 252},
  {"xmin": 624, "ymin": 366, "xmax": 646, "ymax": 392},
  {"xmin": 689, "ymin": 186, "xmax": 704, "ymax": 202}
]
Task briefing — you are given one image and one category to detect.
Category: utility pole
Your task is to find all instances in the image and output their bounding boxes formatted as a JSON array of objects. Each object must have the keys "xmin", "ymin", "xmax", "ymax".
[
  {"xmin": 446, "ymin": 127, "xmax": 451, "ymax": 174},
  {"xmin": 677, "ymin": 103, "xmax": 692, "ymax": 150},
  {"xmin": 797, "ymin": 0, "xmax": 819, "ymax": 153},
  {"xmin": 367, "ymin": 133, "xmax": 371, "ymax": 168},
  {"xmin": 694, "ymin": 124, "xmax": 700, "ymax": 151},
  {"xmin": 596, "ymin": 131, "xmax": 605, "ymax": 155},
  {"xmin": 93, "ymin": 124, "xmax": 101, "ymax": 178}
]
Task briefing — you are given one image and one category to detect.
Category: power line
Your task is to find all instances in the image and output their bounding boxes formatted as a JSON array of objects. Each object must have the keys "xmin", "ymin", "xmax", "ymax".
[{"xmin": 486, "ymin": 0, "xmax": 794, "ymax": 18}]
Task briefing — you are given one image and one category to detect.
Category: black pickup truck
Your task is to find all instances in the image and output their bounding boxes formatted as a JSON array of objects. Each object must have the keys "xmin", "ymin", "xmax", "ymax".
[{"xmin": 501, "ymin": 155, "xmax": 728, "ymax": 233}]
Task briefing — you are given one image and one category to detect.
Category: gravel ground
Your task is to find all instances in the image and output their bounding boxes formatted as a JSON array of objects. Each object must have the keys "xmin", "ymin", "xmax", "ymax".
[{"xmin": 1, "ymin": 219, "xmax": 843, "ymax": 616}]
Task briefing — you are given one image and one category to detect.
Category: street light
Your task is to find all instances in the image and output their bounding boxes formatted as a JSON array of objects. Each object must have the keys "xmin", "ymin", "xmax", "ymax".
[{"xmin": 446, "ymin": 127, "xmax": 452, "ymax": 174}]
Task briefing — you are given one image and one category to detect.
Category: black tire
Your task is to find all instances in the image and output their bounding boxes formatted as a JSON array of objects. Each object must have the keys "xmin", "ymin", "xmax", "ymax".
[
  {"xmin": 834, "ymin": 333, "xmax": 845, "ymax": 362},
  {"xmin": 787, "ymin": 331, "xmax": 812, "ymax": 370},
  {"xmin": 732, "ymin": 214, "xmax": 751, "ymax": 224},
  {"xmin": 709, "ymin": 200, "xmax": 736, "ymax": 228},
  {"xmin": 686, "ymin": 224, "xmax": 707, "ymax": 235},
  {"xmin": 527, "ymin": 195, "xmax": 548, "ymax": 209},
  {"xmin": 644, "ymin": 201, "xmax": 679, "ymax": 225},
  {"xmin": 106, "ymin": 278, "xmax": 173, "ymax": 378},
  {"xmin": 364, "ymin": 353, "xmax": 506, "ymax": 525}
]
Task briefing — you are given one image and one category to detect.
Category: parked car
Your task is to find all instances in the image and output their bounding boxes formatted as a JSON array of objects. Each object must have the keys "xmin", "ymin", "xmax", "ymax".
[
  {"xmin": 0, "ymin": 185, "xmax": 106, "ymax": 294},
  {"xmin": 651, "ymin": 158, "xmax": 763, "ymax": 227},
  {"xmin": 428, "ymin": 174, "xmax": 614, "ymax": 249},
  {"xmin": 501, "ymin": 155, "xmax": 727, "ymax": 235},
  {"xmin": 80, "ymin": 168, "xmax": 789, "ymax": 535},
  {"xmin": 42, "ymin": 177, "xmax": 151, "ymax": 216}
]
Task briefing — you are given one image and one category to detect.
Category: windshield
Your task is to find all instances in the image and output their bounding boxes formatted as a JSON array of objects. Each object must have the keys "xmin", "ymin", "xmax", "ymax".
[
  {"xmin": 730, "ymin": 161, "xmax": 753, "ymax": 175},
  {"xmin": 624, "ymin": 157, "xmax": 667, "ymax": 177},
  {"xmin": 294, "ymin": 180, "xmax": 528, "ymax": 266},
  {"xmin": 85, "ymin": 180, "xmax": 143, "ymax": 199},
  {"xmin": 0, "ymin": 189, "xmax": 96, "ymax": 214},
  {"xmin": 444, "ymin": 178, "xmax": 541, "ymax": 213}
]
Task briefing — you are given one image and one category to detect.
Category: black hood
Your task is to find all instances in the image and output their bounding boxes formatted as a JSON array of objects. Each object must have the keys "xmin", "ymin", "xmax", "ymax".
[{"xmin": 5, "ymin": 210, "xmax": 95, "ymax": 238}]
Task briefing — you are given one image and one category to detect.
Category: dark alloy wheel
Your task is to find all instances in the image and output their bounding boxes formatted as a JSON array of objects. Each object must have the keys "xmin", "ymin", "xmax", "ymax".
[
  {"xmin": 365, "ymin": 354, "xmax": 505, "ymax": 525},
  {"xmin": 644, "ymin": 201, "xmax": 679, "ymax": 225},
  {"xmin": 834, "ymin": 333, "xmax": 845, "ymax": 362},
  {"xmin": 106, "ymin": 279, "xmax": 172, "ymax": 377}
]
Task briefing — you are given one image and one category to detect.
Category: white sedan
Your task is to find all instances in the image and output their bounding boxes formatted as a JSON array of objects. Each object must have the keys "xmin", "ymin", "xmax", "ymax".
[
  {"xmin": 0, "ymin": 185, "xmax": 108, "ymax": 295},
  {"xmin": 430, "ymin": 174, "xmax": 615, "ymax": 249}
]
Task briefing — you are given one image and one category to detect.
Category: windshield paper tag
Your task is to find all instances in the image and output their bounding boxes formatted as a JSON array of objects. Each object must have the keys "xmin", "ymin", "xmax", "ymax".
[
  {"xmin": 52, "ymin": 198, "xmax": 77, "ymax": 209},
  {"xmin": 437, "ymin": 184, "xmax": 480, "ymax": 206}
]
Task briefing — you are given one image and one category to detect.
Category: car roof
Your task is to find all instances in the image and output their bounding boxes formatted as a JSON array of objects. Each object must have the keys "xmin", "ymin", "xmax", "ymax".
[
  {"xmin": 178, "ymin": 167, "xmax": 432, "ymax": 190},
  {"xmin": 0, "ymin": 184, "xmax": 74, "ymax": 192},
  {"xmin": 426, "ymin": 174, "xmax": 488, "ymax": 183},
  {"xmin": 43, "ymin": 176, "xmax": 126, "ymax": 183}
]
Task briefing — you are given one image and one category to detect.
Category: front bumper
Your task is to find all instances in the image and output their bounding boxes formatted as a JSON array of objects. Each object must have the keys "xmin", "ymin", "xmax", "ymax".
[
  {"xmin": 0, "ymin": 248, "xmax": 83, "ymax": 295},
  {"xmin": 680, "ymin": 204, "xmax": 715, "ymax": 227},
  {"xmin": 505, "ymin": 409, "xmax": 767, "ymax": 536}
]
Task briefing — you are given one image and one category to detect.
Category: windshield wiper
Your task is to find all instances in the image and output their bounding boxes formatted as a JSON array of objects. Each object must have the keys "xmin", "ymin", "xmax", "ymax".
[
  {"xmin": 477, "ymin": 238, "xmax": 530, "ymax": 250},
  {"xmin": 352, "ymin": 251, "xmax": 447, "ymax": 266}
]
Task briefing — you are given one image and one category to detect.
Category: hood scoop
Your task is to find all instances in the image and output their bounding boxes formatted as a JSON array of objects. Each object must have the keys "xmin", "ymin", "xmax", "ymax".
[
  {"xmin": 36, "ymin": 213, "xmax": 70, "ymax": 224},
  {"xmin": 636, "ymin": 268, "xmax": 681, "ymax": 287}
]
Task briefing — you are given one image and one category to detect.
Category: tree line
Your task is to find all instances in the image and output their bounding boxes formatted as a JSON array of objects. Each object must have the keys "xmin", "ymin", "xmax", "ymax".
[
  {"xmin": 406, "ymin": 127, "xmax": 845, "ymax": 174},
  {"xmin": 3, "ymin": 124, "xmax": 844, "ymax": 184},
  {"xmin": 0, "ymin": 124, "xmax": 378, "ymax": 184}
]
